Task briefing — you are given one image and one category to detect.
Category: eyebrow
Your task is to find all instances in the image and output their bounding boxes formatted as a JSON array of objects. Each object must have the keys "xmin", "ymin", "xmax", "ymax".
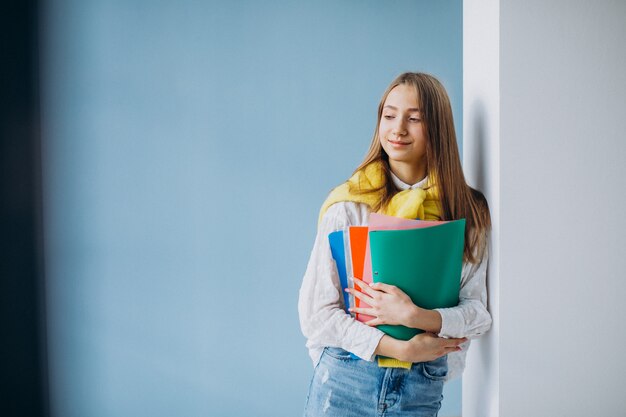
[{"xmin": 383, "ymin": 105, "xmax": 421, "ymax": 112}]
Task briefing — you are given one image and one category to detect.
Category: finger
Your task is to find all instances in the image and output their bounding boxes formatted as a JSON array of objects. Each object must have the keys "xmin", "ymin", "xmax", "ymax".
[
  {"xmin": 348, "ymin": 307, "xmax": 376, "ymax": 316},
  {"xmin": 442, "ymin": 337, "xmax": 467, "ymax": 347},
  {"xmin": 364, "ymin": 318, "xmax": 383, "ymax": 326},
  {"xmin": 351, "ymin": 277, "xmax": 379, "ymax": 297},
  {"xmin": 444, "ymin": 345, "xmax": 463, "ymax": 354},
  {"xmin": 345, "ymin": 288, "xmax": 375, "ymax": 306},
  {"xmin": 369, "ymin": 281, "xmax": 399, "ymax": 294}
]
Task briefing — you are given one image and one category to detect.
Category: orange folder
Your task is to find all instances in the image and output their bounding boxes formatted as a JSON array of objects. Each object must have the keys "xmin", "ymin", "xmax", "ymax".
[{"xmin": 348, "ymin": 226, "xmax": 375, "ymax": 322}]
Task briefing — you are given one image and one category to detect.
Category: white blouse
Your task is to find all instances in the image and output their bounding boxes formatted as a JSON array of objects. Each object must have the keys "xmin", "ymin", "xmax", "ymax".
[{"xmin": 297, "ymin": 176, "xmax": 492, "ymax": 381}]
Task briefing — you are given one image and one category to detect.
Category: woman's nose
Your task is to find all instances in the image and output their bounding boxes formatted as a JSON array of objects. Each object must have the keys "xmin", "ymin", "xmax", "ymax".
[{"xmin": 393, "ymin": 119, "xmax": 407, "ymax": 136}]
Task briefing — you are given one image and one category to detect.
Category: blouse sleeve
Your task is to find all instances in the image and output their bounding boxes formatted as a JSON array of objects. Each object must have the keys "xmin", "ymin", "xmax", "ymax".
[
  {"xmin": 298, "ymin": 202, "xmax": 385, "ymax": 361},
  {"xmin": 433, "ymin": 237, "xmax": 493, "ymax": 339}
]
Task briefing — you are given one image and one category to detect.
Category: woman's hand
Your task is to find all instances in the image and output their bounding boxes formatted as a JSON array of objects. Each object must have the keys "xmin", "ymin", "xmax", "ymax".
[
  {"xmin": 375, "ymin": 333, "xmax": 466, "ymax": 363},
  {"xmin": 402, "ymin": 333, "xmax": 466, "ymax": 362},
  {"xmin": 346, "ymin": 277, "xmax": 443, "ymax": 333},
  {"xmin": 346, "ymin": 277, "xmax": 420, "ymax": 327}
]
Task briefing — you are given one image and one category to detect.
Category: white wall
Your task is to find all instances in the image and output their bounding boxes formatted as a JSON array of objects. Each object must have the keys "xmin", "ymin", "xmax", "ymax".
[
  {"xmin": 464, "ymin": 0, "xmax": 626, "ymax": 416},
  {"xmin": 462, "ymin": 1, "xmax": 499, "ymax": 416}
]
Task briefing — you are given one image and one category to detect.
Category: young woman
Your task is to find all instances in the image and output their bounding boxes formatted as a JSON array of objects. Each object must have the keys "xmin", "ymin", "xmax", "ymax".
[{"xmin": 298, "ymin": 72, "xmax": 492, "ymax": 417}]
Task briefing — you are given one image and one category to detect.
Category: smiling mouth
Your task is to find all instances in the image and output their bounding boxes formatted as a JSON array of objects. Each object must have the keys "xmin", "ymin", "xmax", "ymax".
[{"xmin": 388, "ymin": 139, "xmax": 410, "ymax": 145}]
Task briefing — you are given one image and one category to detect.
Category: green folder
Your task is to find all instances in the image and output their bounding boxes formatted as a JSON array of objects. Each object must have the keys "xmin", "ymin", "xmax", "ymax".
[{"xmin": 369, "ymin": 219, "xmax": 465, "ymax": 340}]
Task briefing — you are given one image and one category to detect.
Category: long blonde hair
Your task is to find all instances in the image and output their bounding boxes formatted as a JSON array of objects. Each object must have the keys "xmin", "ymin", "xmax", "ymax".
[{"xmin": 353, "ymin": 72, "xmax": 491, "ymax": 263}]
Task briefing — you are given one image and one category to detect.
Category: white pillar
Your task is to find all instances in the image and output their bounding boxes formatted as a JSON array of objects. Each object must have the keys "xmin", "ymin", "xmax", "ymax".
[
  {"xmin": 462, "ymin": 1, "xmax": 500, "ymax": 417},
  {"xmin": 464, "ymin": 1, "xmax": 626, "ymax": 416}
]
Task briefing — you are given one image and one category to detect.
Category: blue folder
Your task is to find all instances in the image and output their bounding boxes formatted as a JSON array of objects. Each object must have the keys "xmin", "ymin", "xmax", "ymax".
[{"xmin": 328, "ymin": 230, "xmax": 350, "ymax": 312}]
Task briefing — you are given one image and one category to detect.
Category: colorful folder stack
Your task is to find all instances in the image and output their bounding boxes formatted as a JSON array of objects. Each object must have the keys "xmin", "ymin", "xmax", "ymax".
[{"xmin": 328, "ymin": 213, "xmax": 466, "ymax": 368}]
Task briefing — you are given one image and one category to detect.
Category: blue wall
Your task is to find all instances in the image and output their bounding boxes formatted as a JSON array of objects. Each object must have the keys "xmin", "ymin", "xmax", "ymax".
[{"xmin": 42, "ymin": 1, "xmax": 463, "ymax": 416}]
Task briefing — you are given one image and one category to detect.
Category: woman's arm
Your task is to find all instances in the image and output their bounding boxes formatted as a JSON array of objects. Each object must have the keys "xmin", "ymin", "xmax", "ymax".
[
  {"xmin": 374, "ymin": 333, "xmax": 466, "ymax": 363},
  {"xmin": 298, "ymin": 202, "xmax": 385, "ymax": 361},
  {"xmin": 298, "ymin": 202, "xmax": 471, "ymax": 363},
  {"xmin": 347, "ymin": 237, "xmax": 492, "ymax": 339},
  {"xmin": 433, "ymin": 242, "xmax": 492, "ymax": 339}
]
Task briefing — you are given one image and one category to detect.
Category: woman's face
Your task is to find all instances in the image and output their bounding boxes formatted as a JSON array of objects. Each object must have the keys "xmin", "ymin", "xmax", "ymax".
[{"xmin": 378, "ymin": 84, "xmax": 427, "ymax": 168}]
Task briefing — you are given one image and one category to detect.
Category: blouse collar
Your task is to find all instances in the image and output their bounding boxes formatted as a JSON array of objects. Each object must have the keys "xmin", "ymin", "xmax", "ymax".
[{"xmin": 390, "ymin": 170, "xmax": 428, "ymax": 190}]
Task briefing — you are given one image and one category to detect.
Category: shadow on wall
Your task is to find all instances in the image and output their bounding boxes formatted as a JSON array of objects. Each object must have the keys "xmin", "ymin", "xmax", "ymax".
[
  {"xmin": 468, "ymin": 100, "xmax": 487, "ymax": 190},
  {"xmin": 466, "ymin": 98, "xmax": 493, "ymax": 413}
]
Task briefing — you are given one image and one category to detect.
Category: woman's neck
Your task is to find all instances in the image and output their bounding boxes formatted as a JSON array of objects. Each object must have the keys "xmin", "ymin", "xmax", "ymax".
[{"xmin": 389, "ymin": 160, "xmax": 427, "ymax": 185}]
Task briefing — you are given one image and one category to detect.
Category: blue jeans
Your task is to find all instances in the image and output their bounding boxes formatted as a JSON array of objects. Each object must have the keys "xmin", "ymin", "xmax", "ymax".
[{"xmin": 304, "ymin": 347, "xmax": 447, "ymax": 417}]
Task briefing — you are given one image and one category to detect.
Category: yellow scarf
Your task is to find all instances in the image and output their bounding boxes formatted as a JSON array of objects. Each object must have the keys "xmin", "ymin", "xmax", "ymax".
[
  {"xmin": 319, "ymin": 161, "xmax": 442, "ymax": 369},
  {"xmin": 319, "ymin": 160, "xmax": 441, "ymax": 224}
]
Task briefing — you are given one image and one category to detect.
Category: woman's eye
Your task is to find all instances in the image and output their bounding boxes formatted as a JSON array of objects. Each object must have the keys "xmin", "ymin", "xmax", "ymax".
[
  {"xmin": 384, "ymin": 115, "xmax": 395, "ymax": 120},
  {"xmin": 409, "ymin": 118, "xmax": 421, "ymax": 122}
]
